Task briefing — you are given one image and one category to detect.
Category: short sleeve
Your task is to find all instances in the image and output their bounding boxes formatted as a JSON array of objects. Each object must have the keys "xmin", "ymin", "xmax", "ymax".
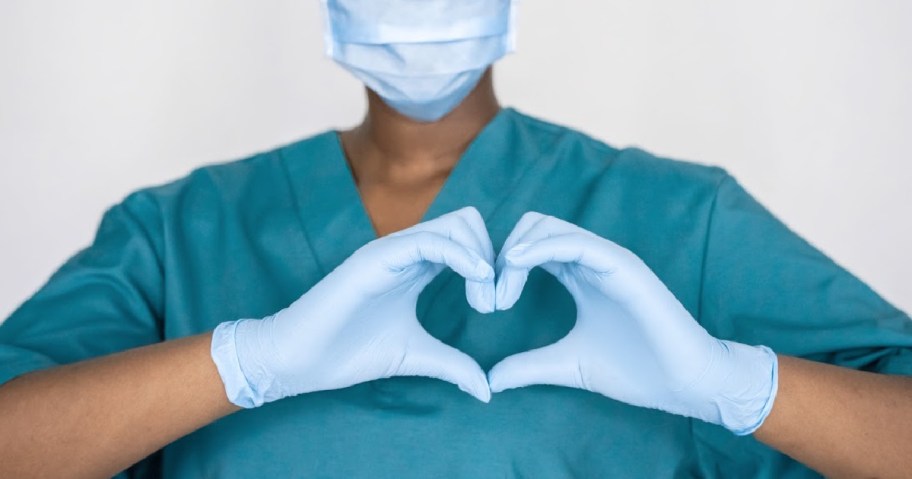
[
  {"xmin": 698, "ymin": 173, "xmax": 912, "ymax": 375},
  {"xmin": 0, "ymin": 192, "xmax": 166, "ymax": 387}
]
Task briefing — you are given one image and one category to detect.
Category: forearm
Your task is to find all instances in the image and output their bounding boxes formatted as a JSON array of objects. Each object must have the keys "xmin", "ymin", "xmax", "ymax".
[
  {"xmin": 754, "ymin": 355, "xmax": 912, "ymax": 478},
  {"xmin": 0, "ymin": 332, "xmax": 240, "ymax": 479}
]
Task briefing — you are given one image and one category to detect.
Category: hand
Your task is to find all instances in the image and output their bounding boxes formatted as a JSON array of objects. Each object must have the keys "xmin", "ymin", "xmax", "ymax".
[
  {"xmin": 211, "ymin": 207, "xmax": 497, "ymax": 408},
  {"xmin": 488, "ymin": 212, "xmax": 778, "ymax": 435}
]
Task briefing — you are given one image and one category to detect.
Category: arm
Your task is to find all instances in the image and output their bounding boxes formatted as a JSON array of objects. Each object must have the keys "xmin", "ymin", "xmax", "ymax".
[
  {"xmin": 697, "ymin": 174, "xmax": 912, "ymax": 475},
  {"xmin": 0, "ymin": 332, "xmax": 239, "ymax": 479},
  {"xmin": 754, "ymin": 355, "xmax": 912, "ymax": 478},
  {"xmin": 0, "ymin": 207, "xmax": 497, "ymax": 478},
  {"xmin": 487, "ymin": 212, "xmax": 912, "ymax": 476}
]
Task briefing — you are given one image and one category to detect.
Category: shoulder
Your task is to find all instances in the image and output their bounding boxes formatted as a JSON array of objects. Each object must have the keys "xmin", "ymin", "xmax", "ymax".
[
  {"xmin": 91, "ymin": 131, "xmax": 336, "ymax": 260},
  {"xmin": 508, "ymin": 107, "xmax": 730, "ymax": 195},
  {"xmin": 119, "ymin": 131, "xmax": 334, "ymax": 214}
]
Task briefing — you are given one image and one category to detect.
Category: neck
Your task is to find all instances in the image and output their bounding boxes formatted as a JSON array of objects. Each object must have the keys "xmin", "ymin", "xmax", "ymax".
[{"xmin": 340, "ymin": 68, "xmax": 501, "ymax": 181}]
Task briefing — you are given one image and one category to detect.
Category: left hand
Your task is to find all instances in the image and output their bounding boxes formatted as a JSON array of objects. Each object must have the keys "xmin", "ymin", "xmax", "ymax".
[
  {"xmin": 211, "ymin": 207, "xmax": 496, "ymax": 408},
  {"xmin": 488, "ymin": 212, "xmax": 779, "ymax": 435}
]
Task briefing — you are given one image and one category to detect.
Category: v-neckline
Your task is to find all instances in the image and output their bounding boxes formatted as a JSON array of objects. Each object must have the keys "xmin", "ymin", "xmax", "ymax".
[
  {"xmin": 327, "ymin": 107, "xmax": 515, "ymax": 241},
  {"xmin": 279, "ymin": 106, "xmax": 529, "ymax": 277}
]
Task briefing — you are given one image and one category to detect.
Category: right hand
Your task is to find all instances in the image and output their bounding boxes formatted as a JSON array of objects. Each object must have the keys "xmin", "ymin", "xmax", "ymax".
[
  {"xmin": 210, "ymin": 207, "xmax": 496, "ymax": 408},
  {"xmin": 488, "ymin": 213, "xmax": 777, "ymax": 435}
]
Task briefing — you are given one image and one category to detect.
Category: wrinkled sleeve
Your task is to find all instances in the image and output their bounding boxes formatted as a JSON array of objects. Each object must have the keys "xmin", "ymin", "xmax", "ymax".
[
  {"xmin": 0, "ymin": 191, "xmax": 165, "ymax": 387},
  {"xmin": 698, "ymin": 174, "xmax": 912, "ymax": 375}
]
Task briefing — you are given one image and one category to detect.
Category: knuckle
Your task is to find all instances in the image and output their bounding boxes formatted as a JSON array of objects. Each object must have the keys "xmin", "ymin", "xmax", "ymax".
[
  {"xmin": 454, "ymin": 215, "xmax": 475, "ymax": 237},
  {"xmin": 520, "ymin": 211, "xmax": 545, "ymax": 223},
  {"xmin": 460, "ymin": 205, "xmax": 483, "ymax": 222}
]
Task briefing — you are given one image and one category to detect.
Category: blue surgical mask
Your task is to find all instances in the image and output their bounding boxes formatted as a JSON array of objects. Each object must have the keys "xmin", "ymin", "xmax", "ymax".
[{"xmin": 321, "ymin": 0, "xmax": 518, "ymax": 122}]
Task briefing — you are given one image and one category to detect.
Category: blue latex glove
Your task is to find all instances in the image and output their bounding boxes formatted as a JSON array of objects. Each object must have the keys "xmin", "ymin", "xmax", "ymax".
[
  {"xmin": 489, "ymin": 212, "xmax": 778, "ymax": 435},
  {"xmin": 211, "ymin": 207, "xmax": 496, "ymax": 408}
]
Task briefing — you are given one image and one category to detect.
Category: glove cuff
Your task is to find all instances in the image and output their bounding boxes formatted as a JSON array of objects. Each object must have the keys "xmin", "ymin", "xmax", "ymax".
[
  {"xmin": 211, "ymin": 319, "xmax": 266, "ymax": 409},
  {"xmin": 713, "ymin": 340, "xmax": 779, "ymax": 436}
]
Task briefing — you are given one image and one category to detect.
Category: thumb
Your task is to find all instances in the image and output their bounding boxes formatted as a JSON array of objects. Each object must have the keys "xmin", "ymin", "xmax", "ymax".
[
  {"xmin": 488, "ymin": 338, "xmax": 586, "ymax": 393},
  {"xmin": 396, "ymin": 332, "xmax": 492, "ymax": 403}
]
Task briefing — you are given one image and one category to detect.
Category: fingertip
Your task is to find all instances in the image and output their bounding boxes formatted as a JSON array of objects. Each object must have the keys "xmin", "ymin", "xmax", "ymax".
[
  {"xmin": 475, "ymin": 260, "xmax": 495, "ymax": 282},
  {"xmin": 457, "ymin": 248, "xmax": 495, "ymax": 283},
  {"xmin": 459, "ymin": 205, "xmax": 482, "ymax": 220},
  {"xmin": 459, "ymin": 367, "xmax": 492, "ymax": 403},
  {"xmin": 474, "ymin": 384, "xmax": 492, "ymax": 403},
  {"xmin": 495, "ymin": 294, "xmax": 517, "ymax": 312},
  {"xmin": 466, "ymin": 280, "xmax": 496, "ymax": 314},
  {"xmin": 482, "ymin": 285, "xmax": 496, "ymax": 314},
  {"xmin": 494, "ymin": 271, "xmax": 523, "ymax": 311},
  {"xmin": 468, "ymin": 299, "xmax": 495, "ymax": 315},
  {"xmin": 519, "ymin": 211, "xmax": 546, "ymax": 223},
  {"xmin": 494, "ymin": 283, "xmax": 511, "ymax": 311}
]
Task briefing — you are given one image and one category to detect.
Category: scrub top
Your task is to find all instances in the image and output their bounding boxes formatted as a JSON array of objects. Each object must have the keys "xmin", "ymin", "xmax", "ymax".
[{"xmin": 1, "ymin": 107, "xmax": 911, "ymax": 478}]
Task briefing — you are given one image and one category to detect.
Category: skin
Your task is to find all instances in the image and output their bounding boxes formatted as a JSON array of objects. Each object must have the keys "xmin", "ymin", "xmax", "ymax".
[
  {"xmin": 338, "ymin": 67, "xmax": 501, "ymax": 237},
  {"xmin": 754, "ymin": 356, "xmax": 912, "ymax": 477},
  {"xmin": 0, "ymin": 67, "xmax": 910, "ymax": 478}
]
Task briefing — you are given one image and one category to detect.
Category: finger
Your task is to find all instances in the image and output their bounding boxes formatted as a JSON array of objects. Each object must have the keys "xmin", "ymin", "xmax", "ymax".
[
  {"xmin": 503, "ymin": 233, "xmax": 696, "ymax": 347},
  {"xmin": 386, "ymin": 231, "xmax": 494, "ymax": 281},
  {"xmin": 493, "ymin": 212, "xmax": 550, "ymax": 310},
  {"xmin": 497, "ymin": 235, "xmax": 575, "ymax": 310},
  {"xmin": 394, "ymin": 208, "xmax": 496, "ymax": 313},
  {"xmin": 495, "ymin": 235, "xmax": 589, "ymax": 309},
  {"xmin": 499, "ymin": 213, "xmax": 586, "ymax": 261},
  {"xmin": 487, "ymin": 338, "xmax": 587, "ymax": 393},
  {"xmin": 497, "ymin": 257, "xmax": 586, "ymax": 317},
  {"xmin": 396, "ymin": 333, "xmax": 492, "ymax": 403},
  {"xmin": 494, "ymin": 263, "xmax": 532, "ymax": 311},
  {"xmin": 465, "ymin": 279, "xmax": 496, "ymax": 315},
  {"xmin": 446, "ymin": 208, "xmax": 496, "ymax": 313},
  {"xmin": 502, "ymin": 233, "xmax": 633, "ymax": 276},
  {"xmin": 450, "ymin": 207, "xmax": 496, "ymax": 266},
  {"xmin": 496, "ymin": 214, "xmax": 584, "ymax": 310},
  {"xmin": 495, "ymin": 211, "xmax": 548, "ymax": 274},
  {"xmin": 393, "ymin": 207, "xmax": 494, "ymax": 265}
]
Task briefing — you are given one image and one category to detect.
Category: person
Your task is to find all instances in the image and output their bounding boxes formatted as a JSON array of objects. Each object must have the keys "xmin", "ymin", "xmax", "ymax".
[{"xmin": 1, "ymin": 1, "xmax": 911, "ymax": 477}]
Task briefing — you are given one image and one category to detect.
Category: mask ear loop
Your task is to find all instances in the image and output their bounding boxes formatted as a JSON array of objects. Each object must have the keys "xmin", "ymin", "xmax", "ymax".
[
  {"xmin": 506, "ymin": 0, "xmax": 519, "ymax": 53},
  {"xmin": 319, "ymin": 0, "xmax": 336, "ymax": 57}
]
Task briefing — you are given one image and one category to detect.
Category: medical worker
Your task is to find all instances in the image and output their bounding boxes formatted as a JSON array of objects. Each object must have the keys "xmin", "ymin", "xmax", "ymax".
[{"xmin": 1, "ymin": 1, "xmax": 911, "ymax": 478}]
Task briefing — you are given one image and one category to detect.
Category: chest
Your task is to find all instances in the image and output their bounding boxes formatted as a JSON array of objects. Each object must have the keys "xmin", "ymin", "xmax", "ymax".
[{"xmin": 152, "ymin": 161, "xmax": 794, "ymax": 477}]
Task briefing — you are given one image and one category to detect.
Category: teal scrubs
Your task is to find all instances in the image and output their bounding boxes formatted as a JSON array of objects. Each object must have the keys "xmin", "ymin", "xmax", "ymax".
[{"xmin": 2, "ymin": 107, "xmax": 911, "ymax": 478}]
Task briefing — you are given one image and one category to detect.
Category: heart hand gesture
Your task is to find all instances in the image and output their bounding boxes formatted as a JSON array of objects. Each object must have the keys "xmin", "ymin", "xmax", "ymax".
[{"xmin": 211, "ymin": 208, "xmax": 778, "ymax": 436}]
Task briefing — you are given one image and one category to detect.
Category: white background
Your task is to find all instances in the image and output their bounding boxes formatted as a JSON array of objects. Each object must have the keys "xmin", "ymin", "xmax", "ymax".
[{"xmin": 1, "ymin": 0, "xmax": 910, "ymax": 321}]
